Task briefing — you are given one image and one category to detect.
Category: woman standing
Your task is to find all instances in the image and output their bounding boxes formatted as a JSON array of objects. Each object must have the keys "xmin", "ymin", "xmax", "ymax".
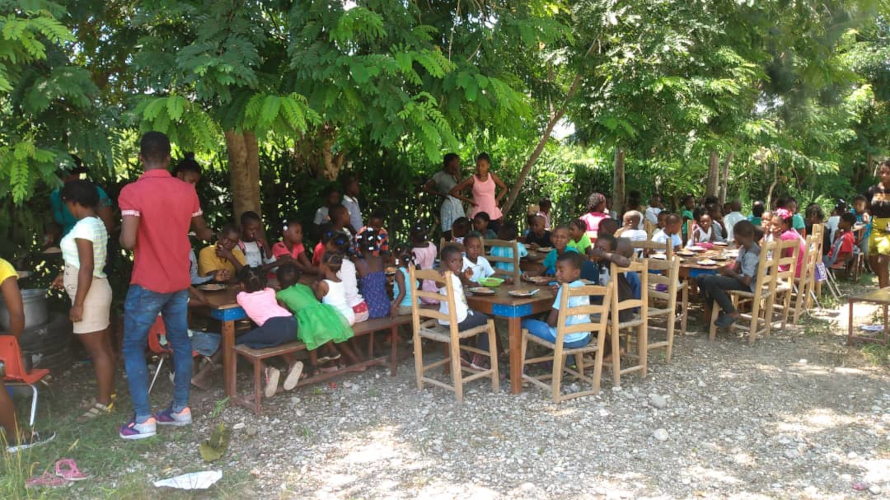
[
  {"xmin": 423, "ymin": 153, "xmax": 466, "ymax": 238},
  {"xmin": 867, "ymin": 160, "xmax": 890, "ymax": 288},
  {"xmin": 450, "ymin": 153, "xmax": 506, "ymax": 231},
  {"xmin": 51, "ymin": 180, "xmax": 116, "ymax": 422}
]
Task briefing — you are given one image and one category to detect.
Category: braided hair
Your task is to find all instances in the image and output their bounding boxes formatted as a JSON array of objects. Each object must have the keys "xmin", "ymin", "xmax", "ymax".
[
  {"xmin": 322, "ymin": 251, "xmax": 344, "ymax": 272},
  {"xmin": 238, "ymin": 266, "xmax": 267, "ymax": 293},
  {"xmin": 357, "ymin": 228, "xmax": 381, "ymax": 255}
]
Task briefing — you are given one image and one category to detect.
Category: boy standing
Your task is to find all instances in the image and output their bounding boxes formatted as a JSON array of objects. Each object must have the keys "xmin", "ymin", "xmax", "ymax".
[
  {"xmin": 342, "ymin": 175, "xmax": 363, "ymax": 235},
  {"xmin": 118, "ymin": 132, "xmax": 212, "ymax": 440}
]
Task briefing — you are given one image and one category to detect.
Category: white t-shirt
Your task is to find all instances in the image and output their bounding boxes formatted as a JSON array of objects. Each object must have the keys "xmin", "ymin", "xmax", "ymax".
[
  {"xmin": 438, "ymin": 273, "xmax": 469, "ymax": 325},
  {"xmin": 827, "ymin": 216, "xmax": 840, "ymax": 242},
  {"xmin": 551, "ymin": 280, "xmax": 591, "ymax": 343},
  {"xmin": 336, "ymin": 258, "xmax": 365, "ymax": 308},
  {"xmin": 462, "ymin": 255, "xmax": 495, "ymax": 283},
  {"xmin": 60, "ymin": 216, "xmax": 108, "ymax": 278},
  {"xmin": 644, "ymin": 207, "xmax": 661, "ymax": 225},
  {"xmin": 240, "ymin": 241, "xmax": 275, "ymax": 268},
  {"xmin": 621, "ymin": 229, "xmax": 648, "ymax": 242},
  {"xmin": 723, "ymin": 212, "xmax": 746, "ymax": 241},
  {"xmin": 652, "ymin": 230, "xmax": 682, "ymax": 249}
]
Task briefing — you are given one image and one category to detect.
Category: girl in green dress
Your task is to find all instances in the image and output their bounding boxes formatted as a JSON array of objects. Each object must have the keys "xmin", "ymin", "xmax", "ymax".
[{"xmin": 276, "ymin": 263, "xmax": 354, "ymax": 352}]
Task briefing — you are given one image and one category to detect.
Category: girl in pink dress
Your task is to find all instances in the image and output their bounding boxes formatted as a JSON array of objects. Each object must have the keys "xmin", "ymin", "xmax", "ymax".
[
  {"xmin": 580, "ymin": 192, "xmax": 608, "ymax": 238},
  {"xmin": 774, "ymin": 208, "xmax": 806, "ymax": 278},
  {"xmin": 450, "ymin": 153, "xmax": 507, "ymax": 224},
  {"xmin": 410, "ymin": 224, "xmax": 440, "ymax": 305}
]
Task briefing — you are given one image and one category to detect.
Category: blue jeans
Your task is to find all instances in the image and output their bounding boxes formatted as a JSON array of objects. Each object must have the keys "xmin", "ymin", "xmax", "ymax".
[
  {"xmin": 522, "ymin": 318, "xmax": 590, "ymax": 366},
  {"xmin": 123, "ymin": 285, "xmax": 191, "ymax": 422}
]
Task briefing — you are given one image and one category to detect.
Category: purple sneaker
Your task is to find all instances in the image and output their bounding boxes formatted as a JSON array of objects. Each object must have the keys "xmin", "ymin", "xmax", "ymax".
[
  {"xmin": 119, "ymin": 417, "xmax": 157, "ymax": 440},
  {"xmin": 154, "ymin": 407, "xmax": 192, "ymax": 427}
]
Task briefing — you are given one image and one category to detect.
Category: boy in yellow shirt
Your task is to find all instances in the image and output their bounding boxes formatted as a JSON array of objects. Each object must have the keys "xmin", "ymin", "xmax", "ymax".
[{"xmin": 198, "ymin": 225, "xmax": 246, "ymax": 278}]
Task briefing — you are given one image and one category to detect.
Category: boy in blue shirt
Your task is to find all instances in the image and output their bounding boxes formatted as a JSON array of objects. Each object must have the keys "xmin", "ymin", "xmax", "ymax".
[{"xmin": 521, "ymin": 252, "xmax": 592, "ymax": 354}]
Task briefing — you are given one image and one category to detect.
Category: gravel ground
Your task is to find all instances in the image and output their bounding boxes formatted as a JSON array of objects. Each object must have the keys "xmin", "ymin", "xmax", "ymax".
[{"xmin": 52, "ymin": 302, "xmax": 890, "ymax": 499}]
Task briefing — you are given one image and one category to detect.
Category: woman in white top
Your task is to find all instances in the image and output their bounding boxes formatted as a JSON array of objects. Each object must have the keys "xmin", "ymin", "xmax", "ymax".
[
  {"xmin": 51, "ymin": 180, "xmax": 115, "ymax": 422},
  {"xmin": 423, "ymin": 153, "xmax": 466, "ymax": 238}
]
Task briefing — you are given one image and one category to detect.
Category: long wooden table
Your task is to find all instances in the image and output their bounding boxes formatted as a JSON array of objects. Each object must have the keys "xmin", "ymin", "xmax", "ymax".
[
  {"xmin": 465, "ymin": 281, "xmax": 556, "ymax": 394},
  {"xmin": 202, "ymin": 287, "xmax": 246, "ymax": 398}
]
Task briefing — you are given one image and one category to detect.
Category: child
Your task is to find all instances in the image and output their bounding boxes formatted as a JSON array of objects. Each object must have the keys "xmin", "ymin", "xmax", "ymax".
[
  {"xmin": 490, "ymin": 221, "xmax": 527, "ymax": 275},
  {"xmin": 760, "ymin": 211, "xmax": 774, "ymax": 240},
  {"xmin": 774, "ymin": 208, "xmax": 806, "ymax": 278},
  {"xmin": 450, "ymin": 217, "xmax": 471, "ymax": 244},
  {"xmin": 355, "ymin": 211, "xmax": 389, "ymax": 255},
  {"xmin": 198, "ymin": 224, "xmax": 246, "ymax": 277},
  {"xmin": 827, "ymin": 200, "xmax": 847, "ymax": 242},
  {"xmin": 567, "ymin": 218, "xmax": 592, "ymax": 255},
  {"xmin": 597, "ymin": 218, "xmax": 619, "ymax": 238},
  {"xmin": 471, "ymin": 212, "xmax": 498, "ymax": 240},
  {"xmin": 652, "ymin": 213, "xmax": 683, "ymax": 251},
  {"xmin": 391, "ymin": 245, "xmax": 419, "ymax": 317},
  {"xmin": 462, "ymin": 234, "xmax": 496, "ymax": 283},
  {"xmin": 853, "ymin": 194, "xmax": 871, "ymax": 259},
  {"xmin": 825, "ymin": 212, "xmax": 858, "ymax": 271},
  {"xmin": 524, "ymin": 215, "xmax": 552, "ymax": 249},
  {"xmin": 439, "ymin": 245, "xmax": 491, "ymax": 370},
  {"xmin": 328, "ymin": 203, "xmax": 353, "ymax": 239},
  {"xmin": 276, "ymin": 262, "xmax": 353, "ymax": 356},
  {"xmin": 656, "ymin": 210, "xmax": 668, "ymax": 230},
  {"xmin": 618, "ymin": 211, "xmax": 648, "ymax": 242},
  {"xmin": 272, "ymin": 220, "xmax": 315, "ymax": 274},
  {"xmin": 724, "ymin": 200, "xmax": 746, "ymax": 241},
  {"xmin": 520, "ymin": 251, "xmax": 593, "ymax": 355},
  {"xmin": 354, "ymin": 228, "xmax": 390, "ymax": 319},
  {"xmin": 697, "ymin": 220, "xmax": 760, "ymax": 328},
  {"xmin": 708, "ymin": 204, "xmax": 727, "ymax": 241},
  {"xmin": 538, "ymin": 226, "xmax": 580, "ymax": 276},
  {"xmin": 539, "ymin": 198, "xmax": 553, "ymax": 230},
  {"xmin": 314, "ymin": 253, "xmax": 356, "ymax": 325},
  {"xmin": 331, "ymin": 233, "xmax": 370, "ymax": 323},
  {"xmin": 238, "ymin": 211, "xmax": 276, "ymax": 270},
  {"xmin": 688, "ymin": 211, "xmax": 719, "ymax": 246},
  {"xmin": 411, "ymin": 223, "xmax": 440, "ymax": 304},
  {"xmin": 341, "ymin": 174, "xmax": 363, "ymax": 234},
  {"xmin": 580, "ymin": 192, "xmax": 608, "ymax": 238},
  {"xmin": 748, "ymin": 201, "xmax": 765, "ymax": 226},
  {"xmin": 311, "ymin": 228, "xmax": 337, "ymax": 267},
  {"xmin": 313, "ymin": 185, "xmax": 341, "ymax": 227},
  {"xmin": 645, "ymin": 195, "xmax": 663, "ymax": 225},
  {"xmin": 235, "ymin": 267, "xmax": 304, "ymax": 397},
  {"xmin": 776, "ymin": 197, "xmax": 806, "ymax": 237},
  {"xmin": 174, "ymin": 153, "xmax": 202, "ymax": 186},
  {"xmin": 805, "ymin": 203, "xmax": 832, "ymax": 256}
]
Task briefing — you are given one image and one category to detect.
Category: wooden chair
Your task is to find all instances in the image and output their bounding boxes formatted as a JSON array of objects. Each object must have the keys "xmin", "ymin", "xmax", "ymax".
[
  {"xmin": 409, "ymin": 266, "xmax": 499, "ymax": 402},
  {"xmin": 644, "ymin": 255, "xmax": 686, "ymax": 362},
  {"xmin": 791, "ymin": 234, "xmax": 822, "ymax": 320},
  {"xmin": 631, "ymin": 239, "xmax": 674, "ymax": 261},
  {"xmin": 771, "ymin": 238, "xmax": 802, "ymax": 330},
  {"xmin": 643, "ymin": 219, "xmax": 657, "ymax": 239},
  {"xmin": 439, "ymin": 237, "xmax": 465, "ymax": 257},
  {"xmin": 484, "ymin": 238, "xmax": 522, "ymax": 282},
  {"xmin": 606, "ymin": 260, "xmax": 649, "ymax": 387},
  {"xmin": 520, "ymin": 281, "xmax": 614, "ymax": 402},
  {"xmin": 708, "ymin": 240, "xmax": 780, "ymax": 344}
]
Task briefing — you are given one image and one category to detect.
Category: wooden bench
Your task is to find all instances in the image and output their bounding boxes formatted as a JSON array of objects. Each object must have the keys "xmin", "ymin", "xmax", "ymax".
[{"xmin": 231, "ymin": 314, "xmax": 414, "ymax": 415}]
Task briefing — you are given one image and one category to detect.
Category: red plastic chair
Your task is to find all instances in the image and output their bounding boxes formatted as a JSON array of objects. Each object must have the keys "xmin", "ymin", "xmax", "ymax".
[
  {"xmin": 0, "ymin": 336, "xmax": 50, "ymax": 427},
  {"xmin": 146, "ymin": 316, "xmax": 199, "ymax": 393}
]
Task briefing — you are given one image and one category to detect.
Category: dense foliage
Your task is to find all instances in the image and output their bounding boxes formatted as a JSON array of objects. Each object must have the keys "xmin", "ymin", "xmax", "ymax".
[{"xmin": 1, "ymin": 0, "xmax": 889, "ymax": 259}]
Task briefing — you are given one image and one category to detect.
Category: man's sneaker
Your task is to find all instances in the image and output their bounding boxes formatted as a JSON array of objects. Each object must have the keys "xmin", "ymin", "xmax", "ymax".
[
  {"xmin": 119, "ymin": 417, "xmax": 157, "ymax": 440},
  {"xmin": 154, "ymin": 407, "xmax": 192, "ymax": 427},
  {"xmin": 7, "ymin": 431, "xmax": 56, "ymax": 453},
  {"xmin": 715, "ymin": 314, "xmax": 739, "ymax": 328}
]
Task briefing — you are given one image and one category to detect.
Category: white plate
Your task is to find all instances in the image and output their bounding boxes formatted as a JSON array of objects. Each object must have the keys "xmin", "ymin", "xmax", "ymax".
[
  {"xmin": 468, "ymin": 287, "xmax": 496, "ymax": 295},
  {"xmin": 198, "ymin": 284, "xmax": 228, "ymax": 291},
  {"xmin": 508, "ymin": 289, "xmax": 540, "ymax": 297},
  {"xmin": 676, "ymin": 251, "xmax": 695, "ymax": 257},
  {"xmin": 698, "ymin": 259, "xmax": 719, "ymax": 266},
  {"xmin": 536, "ymin": 247, "xmax": 553, "ymax": 253},
  {"xmin": 650, "ymin": 254, "xmax": 667, "ymax": 260},
  {"xmin": 713, "ymin": 242, "xmax": 728, "ymax": 246},
  {"xmin": 687, "ymin": 246, "xmax": 706, "ymax": 252}
]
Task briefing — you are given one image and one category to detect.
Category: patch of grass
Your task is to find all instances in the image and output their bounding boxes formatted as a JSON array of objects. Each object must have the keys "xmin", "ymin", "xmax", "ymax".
[{"xmin": 861, "ymin": 343, "xmax": 890, "ymax": 367}]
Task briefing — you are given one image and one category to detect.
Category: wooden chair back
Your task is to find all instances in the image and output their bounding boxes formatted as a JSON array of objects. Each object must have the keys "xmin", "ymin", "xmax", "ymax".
[
  {"xmin": 645, "ymin": 255, "xmax": 683, "ymax": 361},
  {"xmin": 439, "ymin": 238, "xmax": 465, "ymax": 257},
  {"xmin": 409, "ymin": 266, "xmax": 454, "ymax": 328},
  {"xmin": 554, "ymin": 281, "xmax": 613, "ymax": 346},
  {"xmin": 792, "ymin": 234, "xmax": 820, "ymax": 323},
  {"xmin": 484, "ymin": 238, "xmax": 521, "ymax": 281},
  {"xmin": 643, "ymin": 219, "xmax": 657, "ymax": 239},
  {"xmin": 775, "ymin": 238, "xmax": 801, "ymax": 290},
  {"xmin": 713, "ymin": 240, "xmax": 780, "ymax": 343},
  {"xmin": 631, "ymin": 239, "xmax": 672, "ymax": 260},
  {"xmin": 608, "ymin": 259, "xmax": 649, "ymax": 386}
]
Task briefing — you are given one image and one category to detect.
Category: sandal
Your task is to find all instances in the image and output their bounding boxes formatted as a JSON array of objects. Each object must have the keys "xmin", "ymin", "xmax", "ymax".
[
  {"xmin": 318, "ymin": 363, "xmax": 341, "ymax": 374},
  {"xmin": 282, "ymin": 361, "xmax": 304, "ymax": 391},
  {"xmin": 316, "ymin": 352, "xmax": 342, "ymax": 364},
  {"xmin": 26, "ymin": 472, "xmax": 67, "ymax": 489},
  {"xmin": 76, "ymin": 402, "xmax": 113, "ymax": 423},
  {"xmin": 55, "ymin": 459, "xmax": 90, "ymax": 481},
  {"xmin": 264, "ymin": 367, "xmax": 280, "ymax": 398}
]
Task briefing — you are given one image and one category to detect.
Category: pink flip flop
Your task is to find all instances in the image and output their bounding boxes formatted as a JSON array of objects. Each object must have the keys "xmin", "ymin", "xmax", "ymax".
[
  {"xmin": 55, "ymin": 458, "xmax": 90, "ymax": 481},
  {"xmin": 26, "ymin": 472, "xmax": 67, "ymax": 488}
]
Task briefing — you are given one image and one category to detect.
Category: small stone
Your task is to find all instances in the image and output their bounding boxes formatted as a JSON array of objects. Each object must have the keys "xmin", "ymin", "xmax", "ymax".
[
  {"xmin": 246, "ymin": 426, "xmax": 257, "ymax": 437},
  {"xmin": 784, "ymin": 449, "xmax": 800, "ymax": 459},
  {"xmin": 652, "ymin": 428, "xmax": 669, "ymax": 442},
  {"xmin": 869, "ymin": 485, "xmax": 882, "ymax": 495},
  {"xmin": 233, "ymin": 422, "xmax": 246, "ymax": 430},
  {"xmin": 649, "ymin": 394, "xmax": 667, "ymax": 409},
  {"xmin": 698, "ymin": 380, "xmax": 706, "ymax": 388},
  {"xmin": 848, "ymin": 451, "xmax": 859, "ymax": 459},
  {"xmin": 557, "ymin": 429, "xmax": 569, "ymax": 439}
]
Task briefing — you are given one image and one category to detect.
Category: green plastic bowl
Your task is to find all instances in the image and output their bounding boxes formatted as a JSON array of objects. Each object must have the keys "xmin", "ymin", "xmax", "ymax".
[{"xmin": 478, "ymin": 277, "xmax": 505, "ymax": 288}]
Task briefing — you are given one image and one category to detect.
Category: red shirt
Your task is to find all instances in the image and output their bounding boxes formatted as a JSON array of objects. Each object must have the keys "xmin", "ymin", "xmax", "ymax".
[
  {"xmin": 311, "ymin": 241, "xmax": 325, "ymax": 266},
  {"xmin": 119, "ymin": 169, "xmax": 202, "ymax": 293},
  {"xmin": 271, "ymin": 241, "xmax": 305, "ymax": 260}
]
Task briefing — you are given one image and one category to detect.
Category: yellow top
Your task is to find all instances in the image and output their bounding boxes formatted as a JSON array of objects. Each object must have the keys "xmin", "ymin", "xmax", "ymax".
[
  {"xmin": 0, "ymin": 258, "xmax": 16, "ymax": 285},
  {"xmin": 198, "ymin": 244, "xmax": 246, "ymax": 277}
]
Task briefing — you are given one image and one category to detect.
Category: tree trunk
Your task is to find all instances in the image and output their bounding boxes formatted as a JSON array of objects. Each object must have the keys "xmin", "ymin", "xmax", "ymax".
[
  {"xmin": 501, "ymin": 39, "xmax": 598, "ymax": 216},
  {"xmin": 719, "ymin": 152, "xmax": 733, "ymax": 205},
  {"xmin": 706, "ymin": 150, "xmax": 719, "ymax": 198},
  {"xmin": 613, "ymin": 148, "xmax": 626, "ymax": 217},
  {"xmin": 766, "ymin": 161, "xmax": 779, "ymax": 209},
  {"xmin": 225, "ymin": 130, "xmax": 262, "ymax": 221}
]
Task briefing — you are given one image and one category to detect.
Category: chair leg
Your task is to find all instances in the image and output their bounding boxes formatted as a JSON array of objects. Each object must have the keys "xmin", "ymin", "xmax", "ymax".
[
  {"xmin": 148, "ymin": 356, "xmax": 165, "ymax": 394},
  {"xmin": 781, "ymin": 291, "xmax": 791, "ymax": 329},
  {"xmin": 610, "ymin": 326, "xmax": 621, "ymax": 387},
  {"xmin": 488, "ymin": 321, "xmax": 499, "ymax": 394},
  {"xmin": 552, "ymin": 346, "xmax": 564, "ymax": 402},
  {"xmin": 28, "ymin": 384, "xmax": 38, "ymax": 428},
  {"xmin": 638, "ymin": 325, "xmax": 648, "ymax": 378},
  {"xmin": 389, "ymin": 327, "xmax": 398, "ymax": 376},
  {"xmin": 665, "ymin": 305, "xmax": 676, "ymax": 363},
  {"xmin": 413, "ymin": 331, "xmax": 424, "ymax": 391},
  {"xmin": 592, "ymin": 334, "xmax": 605, "ymax": 394},
  {"xmin": 680, "ymin": 287, "xmax": 689, "ymax": 335},
  {"xmin": 449, "ymin": 341, "xmax": 463, "ymax": 403},
  {"xmin": 749, "ymin": 299, "xmax": 761, "ymax": 344}
]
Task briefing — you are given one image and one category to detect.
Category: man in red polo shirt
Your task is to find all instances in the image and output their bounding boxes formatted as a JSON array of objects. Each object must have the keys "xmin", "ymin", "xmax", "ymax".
[{"xmin": 117, "ymin": 132, "xmax": 212, "ymax": 440}]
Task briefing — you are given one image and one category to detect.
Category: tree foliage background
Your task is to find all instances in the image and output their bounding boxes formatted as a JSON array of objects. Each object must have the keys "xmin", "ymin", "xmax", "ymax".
[{"xmin": 2, "ymin": 0, "xmax": 889, "ymax": 259}]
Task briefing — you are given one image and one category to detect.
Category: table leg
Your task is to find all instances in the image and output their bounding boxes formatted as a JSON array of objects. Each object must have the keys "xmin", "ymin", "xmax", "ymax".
[
  {"xmin": 509, "ymin": 317, "xmax": 522, "ymax": 394},
  {"xmin": 884, "ymin": 304, "xmax": 888, "ymax": 346},
  {"xmin": 223, "ymin": 319, "xmax": 235, "ymax": 397},
  {"xmin": 847, "ymin": 300, "xmax": 854, "ymax": 346}
]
